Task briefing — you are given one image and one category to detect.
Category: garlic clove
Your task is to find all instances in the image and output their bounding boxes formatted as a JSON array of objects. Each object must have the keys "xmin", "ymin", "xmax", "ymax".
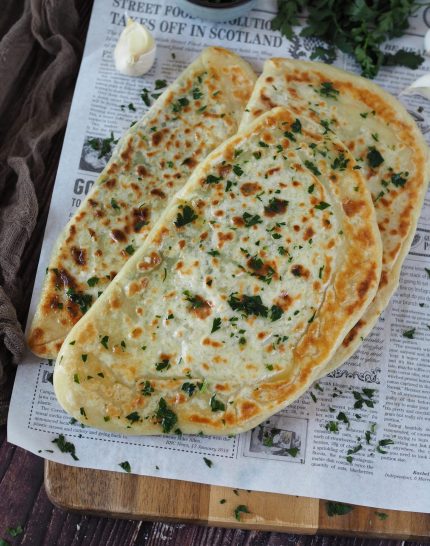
[
  {"xmin": 114, "ymin": 18, "xmax": 156, "ymax": 77},
  {"xmin": 401, "ymin": 73, "xmax": 430, "ymax": 101}
]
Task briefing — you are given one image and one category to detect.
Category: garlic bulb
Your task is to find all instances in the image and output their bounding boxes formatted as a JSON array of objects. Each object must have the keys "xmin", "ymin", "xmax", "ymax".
[
  {"xmin": 114, "ymin": 18, "xmax": 156, "ymax": 77},
  {"xmin": 401, "ymin": 73, "xmax": 430, "ymax": 101}
]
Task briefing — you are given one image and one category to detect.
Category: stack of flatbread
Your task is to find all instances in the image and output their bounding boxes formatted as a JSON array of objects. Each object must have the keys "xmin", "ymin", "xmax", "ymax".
[{"xmin": 28, "ymin": 49, "xmax": 428, "ymax": 435}]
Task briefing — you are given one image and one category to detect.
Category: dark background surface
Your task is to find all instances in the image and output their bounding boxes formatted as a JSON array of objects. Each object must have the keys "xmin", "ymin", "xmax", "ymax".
[{"xmin": 0, "ymin": 1, "xmax": 428, "ymax": 544}]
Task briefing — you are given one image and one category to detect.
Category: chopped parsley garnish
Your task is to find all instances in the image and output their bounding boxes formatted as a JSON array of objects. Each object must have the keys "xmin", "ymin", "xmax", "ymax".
[
  {"xmin": 111, "ymin": 198, "xmax": 120, "ymax": 211},
  {"xmin": 326, "ymin": 421, "xmax": 339, "ymax": 433},
  {"xmin": 205, "ymin": 174, "xmax": 222, "ymax": 184},
  {"xmin": 87, "ymin": 131, "xmax": 117, "ymax": 159},
  {"xmin": 126, "ymin": 411, "xmax": 141, "ymax": 423},
  {"xmin": 203, "ymin": 457, "xmax": 213, "ymax": 468},
  {"xmin": 331, "ymin": 153, "xmax": 349, "ymax": 171},
  {"xmin": 210, "ymin": 394, "xmax": 226, "ymax": 412},
  {"xmin": 391, "ymin": 172, "xmax": 408, "ymax": 187},
  {"xmin": 352, "ymin": 388, "xmax": 375, "ymax": 409},
  {"xmin": 375, "ymin": 511, "xmax": 389, "ymax": 520},
  {"xmin": 308, "ymin": 184, "xmax": 315, "ymax": 194},
  {"xmin": 73, "ymin": 374, "xmax": 80, "ymax": 384},
  {"xmin": 425, "ymin": 267, "xmax": 430, "ymax": 278},
  {"xmin": 87, "ymin": 276, "xmax": 99, "ymax": 287},
  {"xmin": 211, "ymin": 317, "xmax": 222, "ymax": 333},
  {"xmin": 125, "ymin": 245, "xmax": 135, "ymax": 255},
  {"xmin": 242, "ymin": 212, "xmax": 262, "ymax": 227},
  {"xmin": 228, "ymin": 293, "xmax": 268, "ymax": 318},
  {"xmin": 315, "ymin": 201, "xmax": 330, "ymax": 210},
  {"xmin": 234, "ymin": 504, "xmax": 250, "ymax": 521},
  {"xmin": 270, "ymin": 305, "xmax": 284, "ymax": 322},
  {"xmin": 66, "ymin": 287, "xmax": 93, "ymax": 314},
  {"xmin": 402, "ymin": 328, "xmax": 415, "ymax": 339},
  {"xmin": 208, "ymin": 249, "xmax": 220, "ymax": 257},
  {"xmin": 283, "ymin": 130, "xmax": 296, "ymax": 141},
  {"xmin": 52, "ymin": 434, "xmax": 79, "ymax": 460},
  {"xmin": 233, "ymin": 165, "xmax": 244, "ymax": 176},
  {"xmin": 258, "ymin": 140, "xmax": 269, "ymax": 148},
  {"xmin": 100, "ymin": 335, "xmax": 109, "ymax": 349},
  {"xmin": 181, "ymin": 382, "xmax": 197, "ymax": 397},
  {"xmin": 140, "ymin": 88, "xmax": 151, "ymax": 106},
  {"xmin": 172, "ymin": 97, "xmax": 190, "ymax": 112},
  {"xmin": 376, "ymin": 438, "xmax": 394, "ymax": 454},
  {"xmin": 367, "ymin": 147, "xmax": 384, "ymax": 168},
  {"xmin": 155, "ymin": 359, "xmax": 171, "ymax": 372},
  {"xmin": 253, "ymin": 151, "xmax": 262, "ymax": 160},
  {"xmin": 337, "ymin": 411, "xmax": 350, "ymax": 428},
  {"xmin": 219, "ymin": 498, "xmax": 226, "ymax": 504},
  {"xmin": 326, "ymin": 502, "xmax": 354, "ymax": 517},
  {"xmin": 175, "ymin": 205, "xmax": 197, "ymax": 227},
  {"xmin": 119, "ymin": 461, "xmax": 131, "ymax": 473},
  {"xmin": 291, "ymin": 118, "xmax": 302, "ymax": 132},
  {"xmin": 79, "ymin": 407, "xmax": 87, "ymax": 418},
  {"xmin": 264, "ymin": 198, "xmax": 288, "ymax": 215},
  {"xmin": 155, "ymin": 398, "xmax": 178, "ymax": 433},
  {"xmin": 81, "ymin": 354, "xmax": 87, "ymax": 363},
  {"xmin": 318, "ymin": 81, "xmax": 339, "ymax": 99},
  {"xmin": 128, "ymin": 103, "xmax": 136, "ymax": 111},
  {"xmin": 192, "ymin": 88, "xmax": 203, "ymax": 99},
  {"xmin": 184, "ymin": 291, "xmax": 204, "ymax": 309},
  {"xmin": 141, "ymin": 381, "xmax": 154, "ymax": 396},
  {"xmin": 155, "ymin": 79, "xmax": 167, "ymax": 89},
  {"xmin": 304, "ymin": 160, "xmax": 321, "ymax": 176}
]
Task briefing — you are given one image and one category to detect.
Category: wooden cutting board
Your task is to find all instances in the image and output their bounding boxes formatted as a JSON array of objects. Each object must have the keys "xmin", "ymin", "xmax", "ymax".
[{"xmin": 45, "ymin": 461, "xmax": 430, "ymax": 539}]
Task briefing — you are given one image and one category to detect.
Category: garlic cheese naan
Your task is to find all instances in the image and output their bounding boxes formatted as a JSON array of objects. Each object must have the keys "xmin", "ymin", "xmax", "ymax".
[
  {"xmin": 241, "ymin": 58, "xmax": 429, "ymax": 376},
  {"xmin": 28, "ymin": 47, "xmax": 256, "ymax": 359},
  {"xmin": 54, "ymin": 107, "xmax": 381, "ymax": 435}
]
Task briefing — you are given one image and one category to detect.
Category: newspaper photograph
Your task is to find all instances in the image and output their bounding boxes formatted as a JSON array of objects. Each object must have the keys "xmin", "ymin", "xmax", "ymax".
[{"xmin": 7, "ymin": 0, "xmax": 430, "ymax": 513}]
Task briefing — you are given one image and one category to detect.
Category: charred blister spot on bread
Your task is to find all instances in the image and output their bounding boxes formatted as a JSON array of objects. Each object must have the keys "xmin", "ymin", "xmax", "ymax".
[
  {"xmin": 303, "ymin": 226, "xmax": 315, "ymax": 241},
  {"xmin": 217, "ymin": 231, "xmax": 234, "ymax": 248},
  {"xmin": 137, "ymin": 165, "xmax": 149, "ymax": 177},
  {"xmin": 120, "ymin": 137, "xmax": 134, "ymax": 167},
  {"xmin": 276, "ymin": 292, "xmax": 294, "ymax": 311},
  {"xmin": 28, "ymin": 327, "xmax": 45, "ymax": 350},
  {"xmin": 260, "ymin": 92, "xmax": 277, "ymax": 109},
  {"xmin": 137, "ymin": 251, "xmax": 162, "ymax": 272},
  {"xmin": 126, "ymin": 277, "xmax": 149, "ymax": 297},
  {"xmin": 151, "ymin": 128, "xmax": 169, "ymax": 147},
  {"xmin": 77, "ymin": 321, "xmax": 97, "ymax": 345},
  {"xmin": 238, "ymin": 400, "xmax": 260, "ymax": 420},
  {"xmin": 150, "ymin": 188, "xmax": 166, "ymax": 199},
  {"xmin": 105, "ymin": 178, "xmax": 116, "ymax": 189},
  {"xmin": 291, "ymin": 264, "xmax": 310, "ymax": 279},
  {"xmin": 342, "ymin": 319, "xmax": 365, "ymax": 348},
  {"xmin": 342, "ymin": 199, "xmax": 366, "ymax": 217},
  {"xmin": 110, "ymin": 229, "xmax": 127, "ymax": 243},
  {"xmin": 202, "ymin": 337, "xmax": 222, "ymax": 347},
  {"xmin": 107, "ymin": 162, "xmax": 119, "ymax": 175},
  {"xmin": 240, "ymin": 182, "xmax": 262, "ymax": 196},
  {"xmin": 71, "ymin": 247, "xmax": 87, "ymax": 267}
]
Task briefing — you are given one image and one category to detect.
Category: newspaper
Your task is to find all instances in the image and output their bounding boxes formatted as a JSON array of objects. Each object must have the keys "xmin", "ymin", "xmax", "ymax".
[{"xmin": 7, "ymin": 0, "xmax": 430, "ymax": 514}]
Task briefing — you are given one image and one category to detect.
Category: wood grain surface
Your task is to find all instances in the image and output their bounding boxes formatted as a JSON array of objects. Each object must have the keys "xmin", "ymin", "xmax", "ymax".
[
  {"xmin": 2, "ymin": 1, "xmax": 429, "ymax": 545},
  {"xmin": 44, "ymin": 460, "xmax": 430, "ymax": 541}
]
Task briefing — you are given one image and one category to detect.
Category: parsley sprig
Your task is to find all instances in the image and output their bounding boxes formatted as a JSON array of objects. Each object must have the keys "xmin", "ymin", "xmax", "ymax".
[{"xmin": 271, "ymin": 0, "xmax": 425, "ymax": 78}]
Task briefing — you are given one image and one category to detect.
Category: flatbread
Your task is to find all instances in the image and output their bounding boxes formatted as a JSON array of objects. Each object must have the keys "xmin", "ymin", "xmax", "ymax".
[
  {"xmin": 54, "ymin": 107, "xmax": 381, "ymax": 435},
  {"xmin": 28, "ymin": 47, "xmax": 256, "ymax": 359},
  {"xmin": 240, "ymin": 58, "xmax": 429, "ymax": 376}
]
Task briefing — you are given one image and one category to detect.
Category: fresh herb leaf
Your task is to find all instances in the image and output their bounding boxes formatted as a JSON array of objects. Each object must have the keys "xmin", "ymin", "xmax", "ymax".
[
  {"xmin": 291, "ymin": 118, "xmax": 302, "ymax": 133},
  {"xmin": 141, "ymin": 381, "xmax": 154, "ymax": 396},
  {"xmin": 331, "ymin": 153, "xmax": 349, "ymax": 171},
  {"xmin": 126, "ymin": 411, "xmax": 141, "ymax": 423},
  {"xmin": 403, "ymin": 328, "xmax": 415, "ymax": 339},
  {"xmin": 376, "ymin": 438, "xmax": 394, "ymax": 454},
  {"xmin": 205, "ymin": 174, "xmax": 222, "ymax": 184},
  {"xmin": 125, "ymin": 244, "xmax": 135, "ymax": 255},
  {"xmin": 119, "ymin": 461, "xmax": 131, "ymax": 473},
  {"xmin": 326, "ymin": 501, "xmax": 354, "ymax": 517},
  {"xmin": 228, "ymin": 293, "xmax": 268, "ymax": 318},
  {"xmin": 367, "ymin": 147, "xmax": 384, "ymax": 168},
  {"xmin": 175, "ymin": 205, "xmax": 197, "ymax": 227},
  {"xmin": 181, "ymin": 382, "xmax": 197, "ymax": 397},
  {"xmin": 66, "ymin": 287, "xmax": 92, "ymax": 314},
  {"xmin": 52, "ymin": 434, "xmax": 79, "ymax": 460},
  {"xmin": 242, "ymin": 212, "xmax": 262, "ymax": 227},
  {"xmin": 233, "ymin": 165, "xmax": 244, "ymax": 176},
  {"xmin": 234, "ymin": 504, "xmax": 250, "ymax": 521},
  {"xmin": 87, "ymin": 276, "xmax": 99, "ymax": 287},
  {"xmin": 155, "ymin": 359, "xmax": 171, "ymax": 372},
  {"xmin": 315, "ymin": 201, "xmax": 330, "ymax": 210},
  {"xmin": 6, "ymin": 526, "xmax": 23, "ymax": 538},
  {"xmin": 155, "ymin": 79, "xmax": 167, "ymax": 89},
  {"xmin": 155, "ymin": 398, "xmax": 178, "ymax": 433},
  {"xmin": 375, "ymin": 511, "xmax": 389, "ymax": 520},
  {"xmin": 172, "ymin": 96, "xmax": 189, "ymax": 112},
  {"xmin": 203, "ymin": 457, "xmax": 213, "ymax": 468},
  {"xmin": 210, "ymin": 394, "xmax": 226, "ymax": 412},
  {"xmin": 100, "ymin": 335, "xmax": 109, "ymax": 349},
  {"xmin": 270, "ymin": 305, "xmax": 284, "ymax": 322},
  {"xmin": 304, "ymin": 160, "xmax": 321, "ymax": 176},
  {"xmin": 211, "ymin": 317, "xmax": 222, "ymax": 333}
]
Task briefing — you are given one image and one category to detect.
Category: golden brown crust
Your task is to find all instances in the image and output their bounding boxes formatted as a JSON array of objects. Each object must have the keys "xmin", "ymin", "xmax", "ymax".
[
  {"xmin": 54, "ymin": 107, "xmax": 381, "ymax": 435},
  {"xmin": 240, "ymin": 58, "xmax": 429, "ymax": 376},
  {"xmin": 28, "ymin": 48, "xmax": 256, "ymax": 358}
]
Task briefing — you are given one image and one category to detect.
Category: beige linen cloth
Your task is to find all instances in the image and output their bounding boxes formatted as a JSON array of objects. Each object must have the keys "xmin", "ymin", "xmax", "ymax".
[{"xmin": 0, "ymin": 0, "xmax": 87, "ymax": 424}]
